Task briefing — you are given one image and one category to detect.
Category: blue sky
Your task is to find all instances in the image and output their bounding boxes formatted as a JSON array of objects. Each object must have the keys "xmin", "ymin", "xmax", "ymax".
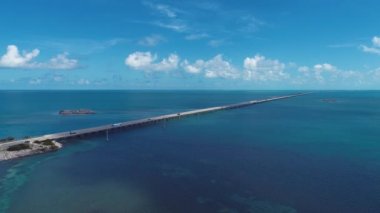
[{"xmin": 1, "ymin": 0, "xmax": 380, "ymax": 89}]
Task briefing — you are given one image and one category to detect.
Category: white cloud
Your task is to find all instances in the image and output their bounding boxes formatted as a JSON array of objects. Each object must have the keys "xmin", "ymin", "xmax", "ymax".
[
  {"xmin": 143, "ymin": 1, "xmax": 188, "ymax": 33},
  {"xmin": 153, "ymin": 54, "xmax": 179, "ymax": 71},
  {"xmin": 0, "ymin": 45, "xmax": 78, "ymax": 70},
  {"xmin": 361, "ymin": 45, "xmax": 380, "ymax": 55},
  {"xmin": 154, "ymin": 21, "xmax": 187, "ymax": 32},
  {"xmin": 339, "ymin": 70, "xmax": 364, "ymax": 80},
  {"xmin": 313, "ymin": 63, "xmax": 337, "ymax": 72},
  {"xmin": 125, "ymin": 51, "xmax": 179, "ymax": 72},
  {"xmin": 183, "ymin": 55, "xmax": 239, "ymax": 79},
  {"xmin": 312, "ymin": 63, "xmax": 337, "ymax": 82},
  {"xmin": 124, "ymin": 50, "xmax": 378, "ymax": 88},
  {"xmin": 372, "ymin": 36, "xmax": 380, "ymax": 47},
  {"xmin": 142, "ymin": 1, "xmax": 266, "ymax": 43},
  {"xmin": 155, "ymin": 4, "xmax": 177, "ymax": 18},
  {"xmin": 295, "ymin": 63, "xmax": 362, "ymax": 84},
  {"xmin": 125, "ymin": 52, "xmax": 155, "ymax": 69},
  {"xmin": 181, "ymin": 59, "xmax": 204, "ymax": 74},
  {"xmin": 360, "ymin": 36, "xmax": 380, "ymax": 55},
  {"xmin": 203, "ymin": 55, "xmax": 239, "ymax": 79},
  {"xmin": 370, "ymin": 68, "xmax": 380, "ymax": 80},
  {"xmin": 47, "ymin": 53, "xmax": 78, "ymax": 69},
  {"xmin": 138, "ymin": 35, "xmax": 165, "ymax": 46},
  {"xmin": 243, "ymin": 54, "xmax": 287, "ymax": 81},
  {"xmin": 143, "ymin": 1, "xmax": 177, "ymax": 18},
  {"xmin": 0, "ymin": 45, "xmax": 39, "ymax": 68},
  {"xmin": 180, "ymin": 55, "xmax": 240, "ymax": 79},
  {"xmin": 298, "ymin": 66, "xmax": 310, "ymax": 73}
]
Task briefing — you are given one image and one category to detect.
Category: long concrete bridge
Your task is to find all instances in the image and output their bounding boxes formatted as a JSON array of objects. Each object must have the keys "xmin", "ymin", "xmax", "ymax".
[{"xmin": 0, "ymin": 93, "xmax": 308, "ymax": 151}]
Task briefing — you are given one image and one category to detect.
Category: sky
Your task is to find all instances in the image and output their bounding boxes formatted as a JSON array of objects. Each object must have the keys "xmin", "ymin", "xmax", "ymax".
[{"xmin": 1, "ymin": 0, "xmax": 380, "ymax": 90}]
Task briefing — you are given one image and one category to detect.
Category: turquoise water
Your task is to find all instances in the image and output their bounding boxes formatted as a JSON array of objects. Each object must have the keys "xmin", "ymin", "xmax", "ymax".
[{"xmin": 0, "ymin": 91, "xmax": 379, "ymax": 212}]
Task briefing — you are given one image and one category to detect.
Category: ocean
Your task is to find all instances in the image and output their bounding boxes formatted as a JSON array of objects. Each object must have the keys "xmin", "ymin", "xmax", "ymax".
[{"xmin": 0, "ymin": 90, "xmax": 379, "ymax": 213}]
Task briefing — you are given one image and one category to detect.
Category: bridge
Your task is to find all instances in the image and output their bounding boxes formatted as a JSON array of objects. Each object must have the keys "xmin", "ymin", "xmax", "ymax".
[{"xmin": 0, "ymin": 93, "xmax": 308, "ymax": 151}]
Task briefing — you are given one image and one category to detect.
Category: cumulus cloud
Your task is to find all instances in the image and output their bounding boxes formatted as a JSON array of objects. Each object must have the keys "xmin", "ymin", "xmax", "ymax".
[
  {"xmin": 313, "ymin": 63, "xmax": 337, "ymax": 72},
  {"xmin": 372, "ymin": 36, "xmax": 380, "ymax": 47},
  {"xmin": 126, "ymin": 52, "xmax": 285, "ymax": 81},
  {"xmin": 47, "ymin": 53, "xmax": 78, "ymax": 69},
  {"xmin": 312, "ymin": 63, "xmax": 337, "ymax": 82},
  {"xmin": 295, "ymin": 63, "xmax": 362, "ymax": 85},
  {"xmin": 203, "ymin": 55, "xmax": 239, "ymax": 79},
  {"xmin": 0, "ymin": 45, "xmax": 78, "ymax": 70},
  {"xmin": 298, "ymin": 66, "xmax": 310, "ymax": 73},
  {"xmin": 243, "ymin": 54, "xmax": 287, "ymax": 81},
  {"xmin": 124, "ymin": 50, "xmax": 378, "ymax": 87},
  {"xmin": 183, "ymin": 54, "xmax": 288, "ymax": 81},
  {"xmin": 361, "ymin": 45, "xmax": 380, "ymax": 55},
  {"xmin": 0, "ymin": 45, "xmax": 39, "ymax": 68},
  {"xmin": 125, "ymin": 51, "xmax": 179, "ymax": 72},
  {"xmin": 181, "ymin": 55, "xmax": 239, "ymax": 79},
  {"xmin": 360, "ymin": 36, "xmax": 380, "ymax": 55},
  {"xmin": 153, "ymin": 54, "xmax": 179, "ymax": 71},
  {"xmin": 125, "ymin": 52, "xmax": 155, "ymax": 69},
  {"xmin": 181, "ymin": 59, "xmax": 204, "ymax": 74},
  {"xmin": 369, "ymin": 68, "xmax": 380, "ymax": 80}
]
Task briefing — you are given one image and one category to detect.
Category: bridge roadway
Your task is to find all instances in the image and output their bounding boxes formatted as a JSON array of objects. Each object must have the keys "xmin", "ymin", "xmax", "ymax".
[{"xmin": 0, "ymin": 93, "xmax": 307, "ymax": 150}]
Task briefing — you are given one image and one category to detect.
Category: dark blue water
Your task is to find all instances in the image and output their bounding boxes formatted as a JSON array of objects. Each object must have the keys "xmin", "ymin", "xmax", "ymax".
[{"xmin": 0, "ymin": 91, "xmax": 379, "ymax": 213}]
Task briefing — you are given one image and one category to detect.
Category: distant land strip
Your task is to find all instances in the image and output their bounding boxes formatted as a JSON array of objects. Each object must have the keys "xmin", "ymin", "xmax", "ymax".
[{"xmin": 0, "ymin": 92, "xmax": 309, "ymax": 161}]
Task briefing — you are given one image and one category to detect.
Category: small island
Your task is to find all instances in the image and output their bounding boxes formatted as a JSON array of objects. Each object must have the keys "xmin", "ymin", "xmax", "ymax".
[
  {"xmin": 59, "ymin": 109, "xmax": 96, "ymax": 115},
  {"xmin": 0, "ymin": 139, "xmax": 62, "ymax": 161}
]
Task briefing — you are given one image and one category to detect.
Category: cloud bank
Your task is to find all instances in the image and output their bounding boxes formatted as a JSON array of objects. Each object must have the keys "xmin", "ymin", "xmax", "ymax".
[
  {"xmin": 243, "ymin": 55, "xmax": 287, "ymax": 81},
  {"xmin": 125, "ymin": 50, "xmax": 376, "ymax": 88},
  {"xmin": 0, "ymin": 45, "xmax": 78, "ymax": 70},
  {"xmin": 125, "ymin": 51, "xmax": 179, "ymax": 72}
]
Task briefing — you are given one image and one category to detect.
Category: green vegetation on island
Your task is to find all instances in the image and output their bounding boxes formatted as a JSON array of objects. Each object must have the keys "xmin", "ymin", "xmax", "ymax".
[
  {"xmin": 7, "ymin": 143, "xmax": 31, "ymax": 151},
  {"xmin": 34, "ymin": 139, "xmax": 59, "ymax": 150},
  {"xmin": 5, "ymin": 139, "xmax": 59, "ymax": 153}
]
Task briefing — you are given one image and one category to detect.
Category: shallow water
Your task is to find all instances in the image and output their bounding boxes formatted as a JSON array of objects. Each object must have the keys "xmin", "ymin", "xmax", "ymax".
[{"xmin": 0, "ymin": 91, "xmax": 379, "ymax": 212}]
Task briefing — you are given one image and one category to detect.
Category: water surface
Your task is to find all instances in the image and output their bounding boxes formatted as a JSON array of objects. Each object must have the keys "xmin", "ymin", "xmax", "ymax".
[{"xmin": 0, "ymin": 91, "xmax": 379, "ymax": 212}]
